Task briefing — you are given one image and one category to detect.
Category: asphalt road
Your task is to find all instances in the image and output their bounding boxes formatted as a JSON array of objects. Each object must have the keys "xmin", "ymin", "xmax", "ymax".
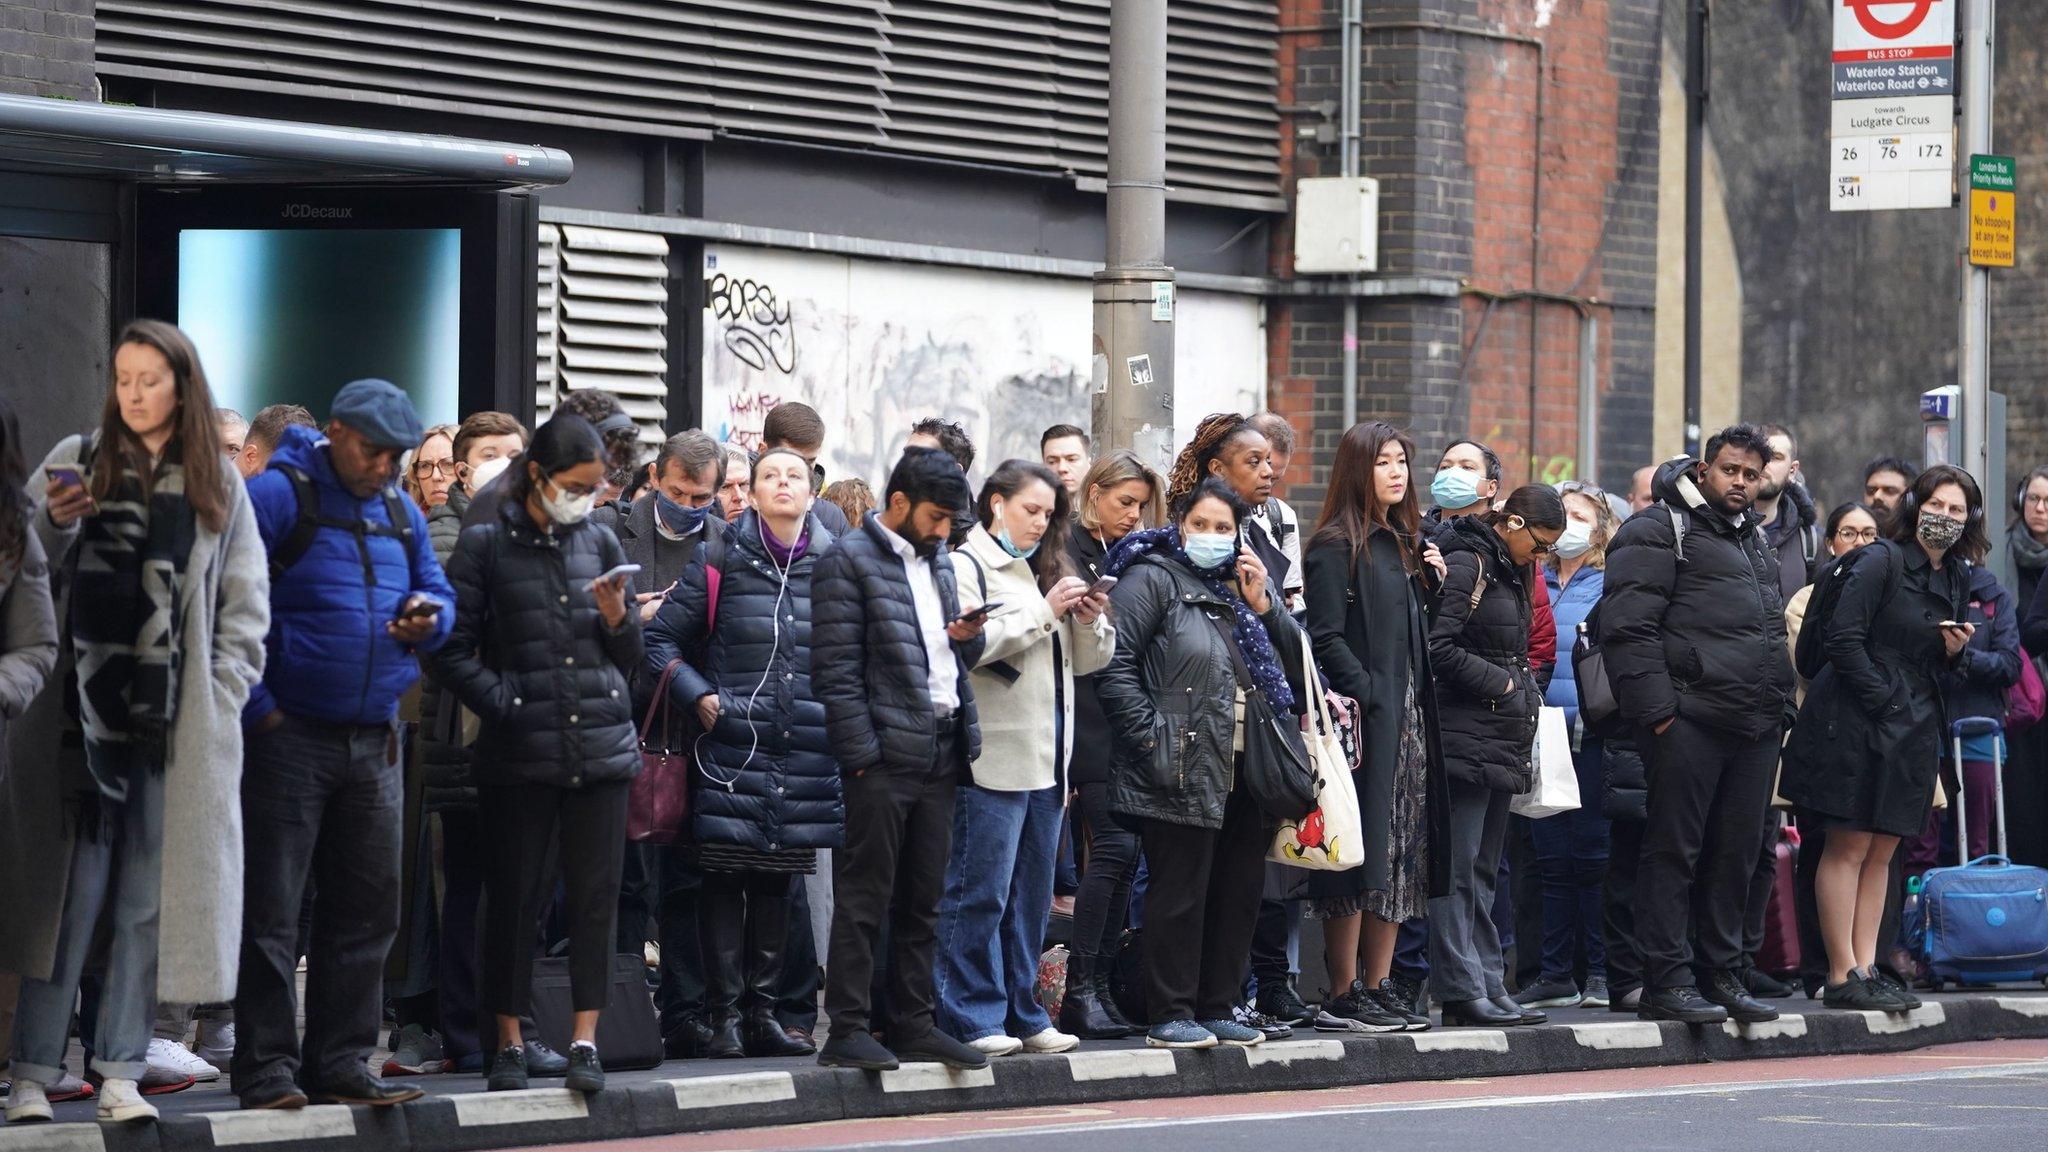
[{"xmin": 514, "ymin": 1038, "xmax": 2048, "ymax": 1152}]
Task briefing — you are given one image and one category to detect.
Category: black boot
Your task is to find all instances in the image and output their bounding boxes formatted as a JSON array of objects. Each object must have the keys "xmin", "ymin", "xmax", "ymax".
[
  {"xmin": 698, "ymin": 888, "xmax": 747, "ymax": 1059},
  {"xmin": 1058, "ymin": 954, "xmax": 1129, "ymax": 1040},
  {"xmin": 1093, "ymin": 964, "xmax": 1142, "ymax": 1036},
  {"xmin": 742, "ymin": 892, "xmax": 815, "ymax": 1057}
]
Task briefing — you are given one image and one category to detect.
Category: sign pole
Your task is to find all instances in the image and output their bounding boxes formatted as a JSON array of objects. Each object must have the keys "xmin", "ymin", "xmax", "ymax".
[{"xmin": 1957, "ymin": 0, "xmax": 1995, "ymax": 491}]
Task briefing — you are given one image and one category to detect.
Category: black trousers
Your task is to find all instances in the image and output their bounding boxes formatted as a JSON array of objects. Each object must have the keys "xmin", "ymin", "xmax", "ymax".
[
  {"xmin": 823, "ymin": 754, "xmax": 960, "ymax": 1042},
  {"xmin": 478, "ymin": 781, "xmax": 629, "ymax": 1018},
  {"xmin": 1070, "ymin": 782, "xmax": 1141, "ymax": 963},
  {"xmin": 1603, "ymin": 816, "xmax": 1646, "ymax": 995},
  {"xmin": 1741, "ymin": 813, "xmax": 1778, "ymax": 959},
  {"xmin": 1633, "ymin": 717, "xmax": 1782, "ymax": 989},
  {"xmin": 1139, "ymin": 788, "xmax": 1270, "ymax": 1023}
]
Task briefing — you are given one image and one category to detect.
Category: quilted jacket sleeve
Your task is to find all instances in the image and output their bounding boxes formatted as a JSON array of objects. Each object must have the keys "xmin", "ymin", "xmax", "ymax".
[
  {"xmin": 1600, "ymin": 510, "xmax": 1680, "ymax": 729},
  {"xmin": 812, "ymin": 545, "xmax": 882, "ymax": 774}
]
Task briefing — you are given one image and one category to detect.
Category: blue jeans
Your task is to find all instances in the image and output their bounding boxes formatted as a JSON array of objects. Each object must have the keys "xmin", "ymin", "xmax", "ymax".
[
  {"xmin": 11, "ymin": 743, "xmax": 165, "ymax": 1084},
  {"xmin": 1529, "ymin": 740, "xmax": 1610, "ymax": 983},
  {"xmin": 932, "ymin": 783, "xmax": 1063, "ymax": 1041}
]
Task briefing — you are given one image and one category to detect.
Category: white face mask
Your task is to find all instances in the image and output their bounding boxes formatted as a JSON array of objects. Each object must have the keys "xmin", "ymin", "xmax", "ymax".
[
  {"xmin": 539, "ymin": 475, "xmax": 597, "ymax": 526},
  {"xmin": 470, "ymin": 455, "xmax": 513, "ymax": 493},
  {"xmin": 1552, "ymin": 519, "xmax": 1594, "ymax": 559}
]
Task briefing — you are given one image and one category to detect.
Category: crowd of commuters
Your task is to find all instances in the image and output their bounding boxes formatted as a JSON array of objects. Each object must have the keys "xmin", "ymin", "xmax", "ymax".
[{"xmin": 5, "ymin": 316, "xmax": 2047, "ymax": 1123}]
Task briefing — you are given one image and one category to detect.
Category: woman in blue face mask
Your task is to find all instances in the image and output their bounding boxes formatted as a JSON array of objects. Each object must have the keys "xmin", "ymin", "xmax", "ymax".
[
  {"xmin": 1093, "ymin": 477, "xmax": 1309, "ymax": 1051},
  {"xmin": 933, "ymin": 460, "xmax": 1117, "ymax": 1057}
]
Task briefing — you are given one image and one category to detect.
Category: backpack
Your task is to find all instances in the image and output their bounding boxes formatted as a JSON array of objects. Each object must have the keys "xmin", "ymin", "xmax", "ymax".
[
  {"xmin": 268, "ymin": 464, "xmax": 417, "ymax": 583},
  {"xmin": 1793, "ymin": 540, "xmax": 1904, "ymax": 681}
]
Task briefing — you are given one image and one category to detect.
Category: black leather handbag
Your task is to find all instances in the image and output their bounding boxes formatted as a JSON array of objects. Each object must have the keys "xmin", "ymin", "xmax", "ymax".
[{"xmin": 1205, "ymin": 611, "xmax": 1317, "ymax": 821}]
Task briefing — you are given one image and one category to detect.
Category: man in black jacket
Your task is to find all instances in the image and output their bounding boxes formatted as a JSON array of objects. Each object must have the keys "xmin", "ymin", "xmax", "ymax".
[
  {"xmin": 1600, "ymin": 425, "xmax": 1796, "ymax": 1025},
  {"xmin": 811, "ymin": 449, "xmax": 989, "ymax": 1072}
]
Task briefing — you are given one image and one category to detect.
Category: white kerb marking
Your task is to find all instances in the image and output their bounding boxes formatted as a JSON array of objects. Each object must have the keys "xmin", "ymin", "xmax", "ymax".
[
  {"xmin": 1569, "ymin": 1022, "xmax": 1663, "ymax": 1050},
  {"xmin": 1862, "ymin": 1003, "xmax": 1946, "ymax": 1034},
  {"xmin": 1064, "ymin": 1049, "xmax": 1178, "ymax": 1081},
  {"xmin": 206, "ymin": 1106, "xmax": 356, "ymax": 1145},
  {"xmin": 1244, "ymin": 1039, "xmax": 1345, "ymax": 1068},
  {"xmin": 666, "ymin": 1071, "xmax": 798, "ymax": 1110},
  {"xmin": 878, "ymin": 1062, "xmax": 996, "ymax": 1092},
  {"xmin": 1721, "ymin": 1015, "xmax": 1810, "ymax": 1041},
  {"xmin": 0, "ymin": 1125, "xmax": 103, "ymax": 1152},
  {"xmin": 1994, "ymin": 996, "xmax": 2048, "ymax": 1018},
  {"xmin": 1411, "ymin": 1030, "xmax": 1510, "ymax": 1054},
  {"xmin": 449, "ymin": 1088, "xmax": 591, "ymax": 1126}
]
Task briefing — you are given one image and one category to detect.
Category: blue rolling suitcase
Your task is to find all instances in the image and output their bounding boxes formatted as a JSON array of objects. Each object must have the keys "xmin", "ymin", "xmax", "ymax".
[{"xmin": 1918, "ymin": 717, "xmax": 2048, "ymax": 990}]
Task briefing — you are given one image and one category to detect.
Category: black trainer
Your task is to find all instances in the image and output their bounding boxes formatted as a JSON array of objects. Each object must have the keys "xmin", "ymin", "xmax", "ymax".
[
  {"xmin": 1741, "ymin": 966, "xmax": 1795, "ymax": 999},
  {"xmin": 1637, "ymin": 984, "xmax": 1728, "ymax": 1024},
  {"xmin": 1375, "ymin": 980, "xmax": 1431, "ymax": 1031},
  {"xmin": 1255, "ymin": 981, "xmax": 1315, "ymax": 1026},
  {"xmin": 1702, "ymin": 969, "xmax": 1780, "ymax": 1023},
  {"xmin": 486, "ymin": 1046, "xmax": 528, "ymax": 1093},
  {"xmin": 1823, "ymin": 973, "xmax": 1897, "ymax": 1012},
  {"xmin": 893, "ymin": 1030, "xmax": 989, "ymax": 1071},
  {"xmin": 1383, "ymin": 973, "xmax": 1428, "ymax": 1018},
  {"xmin": 564, "ymin": 1043, "xmax": 604, "ymax": 1094},
  {"xmin": 525, "ymin": 1040, "xmax": 569, "ymax": 1076},
  {"xmin": 818, "ymin": 1031, "xmax": 899, "ymax": 1071},
  {"xmin": 1863, "ymin": 968, "xmax": 1923, "ymax": 1011},
  {"xmin": 1326, "ymin": 980, "xmax": 1408, "ymax": 1033}
]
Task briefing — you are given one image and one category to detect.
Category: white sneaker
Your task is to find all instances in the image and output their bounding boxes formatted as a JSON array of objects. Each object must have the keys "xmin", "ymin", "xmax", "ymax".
[
  {"xmin": 95, "ymin": 1078, "xmax": 158, "ymax": 1124},
  {"xmin": 194, "ymin": 1019, "xmax": 236, "ymax": 1072},
  {"xmin": 5, "ymin": 1079, "xmax": 52, "ymax": 1123},
  {"xmin": 969, "ymin": 1034, "xmax": 1024, "ymax": 1057},
  {"xmin": 1019, "ymin": 1027, "xmax": 1079, "ymax": 1054},
  {"xmin": 148, "ymin": 1036, "xmax": 220, "ymax": 1082}
]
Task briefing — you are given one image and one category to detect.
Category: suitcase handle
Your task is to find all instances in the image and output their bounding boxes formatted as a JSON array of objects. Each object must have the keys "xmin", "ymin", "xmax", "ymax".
[
  {"xmin": 1953, "ymin": 717, "xmax": 2004, "ymax": 739},
  {"xmin": 1963, "ymin": 853, "xmax": 2014, "ymax": 869},
  {"xmin": 1949, "ymin": 714, "xmax": 2010, "ymax": 864}
]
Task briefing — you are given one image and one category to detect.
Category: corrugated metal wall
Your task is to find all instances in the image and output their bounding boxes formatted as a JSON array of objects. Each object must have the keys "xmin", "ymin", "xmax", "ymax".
[{"xmin": 95, "ymin": 0, "xmax": 1278, "ymax": 201}]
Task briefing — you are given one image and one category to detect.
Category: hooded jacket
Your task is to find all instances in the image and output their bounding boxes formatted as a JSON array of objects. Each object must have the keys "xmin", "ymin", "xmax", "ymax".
[
  {"xmin": 1428, "ymin": 515, "xmax": 1540, "ymax": 793},
  {"xmin": 245, "ymin": 423, "xmax": 455, "ymax": 726},
  {"xmin": 1598, "ymin": 457, "xmax": 1795, "ymax": 741},
  {"xmin": 1762, "ymin": 480, "xmax": 1821, "ymax": 601}
]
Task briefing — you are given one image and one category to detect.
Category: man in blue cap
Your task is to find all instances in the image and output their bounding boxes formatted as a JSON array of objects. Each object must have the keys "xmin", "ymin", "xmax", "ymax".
[{"xmin": 232, "ymin": 379, "xmax": 458, "ymax": 1110}]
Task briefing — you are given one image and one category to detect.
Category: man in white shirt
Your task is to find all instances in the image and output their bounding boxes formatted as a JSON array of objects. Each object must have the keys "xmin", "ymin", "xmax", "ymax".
[{"xmin": 811, "ymin": 448, "xmax": 990, "ymax": 1073}]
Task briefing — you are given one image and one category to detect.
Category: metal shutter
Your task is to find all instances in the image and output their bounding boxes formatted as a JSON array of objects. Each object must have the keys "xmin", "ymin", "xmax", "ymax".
[
  {"xmin": 535, "ymin": 223, "xmax": 669, "ymax": 445},
  {"xmin": 97, "ymin": 1, "xmax": 1278, "ymax": 201}
]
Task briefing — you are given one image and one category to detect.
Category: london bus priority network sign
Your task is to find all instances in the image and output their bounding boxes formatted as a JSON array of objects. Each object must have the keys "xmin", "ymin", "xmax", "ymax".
[{"xmin": 1830, "ymin": 0, "xmax": 1955, "ymax": 212}]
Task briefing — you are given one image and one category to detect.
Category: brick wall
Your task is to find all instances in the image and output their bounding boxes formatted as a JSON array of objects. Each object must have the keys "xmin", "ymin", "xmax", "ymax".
[
  {"xmin": 1269, "ymin": 0, "xmax": 1662, "ymax": 524},
  {"xmin": 1, "ymin": 1, "xmax": 95, "ymax": 99}
]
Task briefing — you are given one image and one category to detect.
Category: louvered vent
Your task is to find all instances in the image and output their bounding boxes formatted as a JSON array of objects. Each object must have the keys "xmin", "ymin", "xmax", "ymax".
[
  {"xmin": 97, "ymin": 1, "xmax": 1279, "ymax": 201},
  {"xmin": 535, "ymin": 223, "xmax": 669, "ymax": 445}
]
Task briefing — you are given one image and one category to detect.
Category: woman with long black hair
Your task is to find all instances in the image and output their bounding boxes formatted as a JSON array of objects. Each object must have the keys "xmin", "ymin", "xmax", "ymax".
[
  {"xmin": 1426, "ymin": 484, "xmax": 1563, "ymax": 1027},
  {"xmin": 1302, "ymin": 422, "xmax": 1449, "ymax": 1033},
  {"xmin": 432, "ymin": 414, "xmax": 641, "ymax": 1094},
  {"xmin": 2, "ymin": 321, "xmax": 266, "ymax": 1124}
]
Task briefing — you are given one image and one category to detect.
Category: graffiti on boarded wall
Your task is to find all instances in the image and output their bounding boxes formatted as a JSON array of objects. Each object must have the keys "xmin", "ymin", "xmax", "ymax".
[{"xmin": 701, "ymin": 245, "xmax": 1263, "ymax": 487}]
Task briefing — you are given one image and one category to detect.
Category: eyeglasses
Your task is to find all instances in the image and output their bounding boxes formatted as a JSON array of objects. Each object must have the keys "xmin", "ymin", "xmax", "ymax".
[
  {"xmin": 414, "ymin": 460, "xmax": 456, "ymax": 477},
  {"xmin": 2024, "ymin": 494, "xmax": 2048, "ymax": 509},
  {"xmin": 1835, "ymin": 527, "xmax": 1879, "ymax": 544}
]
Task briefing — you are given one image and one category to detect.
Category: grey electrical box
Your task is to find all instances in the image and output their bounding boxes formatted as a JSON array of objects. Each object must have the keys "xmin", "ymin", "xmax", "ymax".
[{"xmin": 1293, "ymin": 176, "xmax": 1379, "ymax": 274}]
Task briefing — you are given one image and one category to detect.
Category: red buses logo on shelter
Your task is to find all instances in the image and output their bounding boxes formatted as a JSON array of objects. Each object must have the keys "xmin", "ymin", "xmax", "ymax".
[{"xmin": 1835, "ymin": 0, "xmax": 1955, "ymax": 62}]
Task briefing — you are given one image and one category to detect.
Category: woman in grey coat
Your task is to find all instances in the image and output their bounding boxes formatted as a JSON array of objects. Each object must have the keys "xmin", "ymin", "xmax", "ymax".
[{"xmin": 1, "ymin": 322, "xmax": 268, "ymax": 1126}]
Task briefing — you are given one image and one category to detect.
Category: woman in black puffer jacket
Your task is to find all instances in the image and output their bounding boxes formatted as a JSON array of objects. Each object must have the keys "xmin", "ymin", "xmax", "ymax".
[
  {"xmin": 433, "ymin": 415, "xmax": 642, "ymax": 1095},
  {"xmin": 643, "ymin": 448, "xmax": 840, "ymax": 1060},
  {"xmin": 1426, "ymin": 486, "xmax": 1563, "ymax": 1027}
]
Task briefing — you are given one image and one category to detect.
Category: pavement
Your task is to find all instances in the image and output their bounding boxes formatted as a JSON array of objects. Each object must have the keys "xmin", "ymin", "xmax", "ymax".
[{"xmin": 9, "ymin": 989, "xmax": 2048, "ymax": 1152}]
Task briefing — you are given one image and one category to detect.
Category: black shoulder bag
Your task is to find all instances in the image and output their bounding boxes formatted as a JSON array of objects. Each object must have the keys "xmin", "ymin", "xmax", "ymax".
[{"xmin": 1204, "ymin": 609, "xmax": 1317, "ymax": 822}]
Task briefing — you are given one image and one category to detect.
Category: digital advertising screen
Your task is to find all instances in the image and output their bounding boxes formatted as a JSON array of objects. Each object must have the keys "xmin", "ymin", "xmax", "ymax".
[{"xmin": 176, "ymin": 227, "xmax": 462, "ymax": 426}]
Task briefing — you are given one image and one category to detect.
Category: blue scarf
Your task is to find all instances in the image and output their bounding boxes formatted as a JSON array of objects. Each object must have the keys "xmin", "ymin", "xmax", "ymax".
[{"xmin": 1105, "ymin": 525, "xmax": 1294, "ymax": 711}]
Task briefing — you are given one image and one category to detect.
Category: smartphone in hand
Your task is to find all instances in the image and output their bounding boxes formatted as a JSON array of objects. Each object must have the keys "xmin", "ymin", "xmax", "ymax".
[
  {"xmin": 44, "ymin": 465, "xmax": 84, "ymax": 490},
  {"xmin": 953, "ymin": 601, "xmax": 1002, "ymax": 624},
  {"xmin": 587, "ymin": 562, "xmax": 642, "ymax": 591},
  {"xmin": 393, "ymin": 596, "xmax": 443, "ymax": 623},
  {"xmin": 1086, "ymin": 575, "xmax": 1119, "ymax": 598}
]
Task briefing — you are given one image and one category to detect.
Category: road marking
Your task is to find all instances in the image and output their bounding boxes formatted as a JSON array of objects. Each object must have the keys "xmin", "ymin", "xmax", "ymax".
[
  {"xmin": 1410, "ymin": 1030, "xmax": 1509, "ymax": 1054},
  {"xmin": 878, "ymin": 1062, "xmax": 996, "ymax": 1092},
  {"xmin": 0, "ymin": 1125, "xmax": 102, "ymax": 1152},
  {"xmin": 1569, "ymin": 1021, "xmax": 1663, "ymax": 1049},
  {"xmin": 663, "ymin": 1071, "xmax": 798, "ymax": 1110},
  {"xmin": 1243, "ymin": 1039, "xmax": 1345, "ymax": 1067},
  {"xmin": 1723, "ymin": 1016, "xmax": 1811, "ymax": 1041},
  {"xmin": 449, "ymin": 1088, "xmax": 590, "ymax": 1126},
  {"xmin": 206, "ymin": 1106, "xmax": 357, "ymax": 1145},
  {"xmin": 1995, "ymin": 997, "xmax": 2048, "ymax": 1018},
  {"xmin": 1064, "ymin": 1049, "xmax": 1177, "ymax": 1082},
  {"xmin": 1862, "ymin": 1004, "xmax": 1947, "ymax": 1035},
  {"xmin": 802, "ymin": 1060, "xmax": 2048, "ymax": 1150}
]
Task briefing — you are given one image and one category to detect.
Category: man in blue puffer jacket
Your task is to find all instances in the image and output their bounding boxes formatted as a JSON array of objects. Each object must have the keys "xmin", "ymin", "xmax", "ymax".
[{"xmin": 232, "ymin": 379, "xmax": 457, "ymax": 1111}]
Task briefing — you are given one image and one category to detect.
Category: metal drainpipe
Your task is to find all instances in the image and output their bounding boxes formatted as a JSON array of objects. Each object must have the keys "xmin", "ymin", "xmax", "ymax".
[
  {"xmin": 1340, "ymin": 0, "xmax": 1361, "ymax": 432},
  {"xmin": 1578, "ymin": 310, "xmax": 1599, "ymax": 483},
  {"xmin": 1358, "ymin": 20, "xmax": 1545, "ymax": 475}
]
